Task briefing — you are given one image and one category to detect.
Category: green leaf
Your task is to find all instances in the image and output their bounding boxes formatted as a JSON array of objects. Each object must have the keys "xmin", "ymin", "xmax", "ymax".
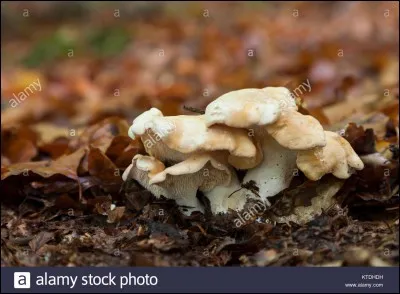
[
  {"xmin": 87, "ymin": 26, "xmax": 131, "ymax": 58},
  {"xmin": 21, "ymin": 30, "xmax": 77, "ymax": 68}
]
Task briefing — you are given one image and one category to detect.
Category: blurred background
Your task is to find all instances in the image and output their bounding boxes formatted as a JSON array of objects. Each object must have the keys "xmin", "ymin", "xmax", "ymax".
[{"xmin": 1, "ymin": 1, "xmax": 398, "ymax": 128}]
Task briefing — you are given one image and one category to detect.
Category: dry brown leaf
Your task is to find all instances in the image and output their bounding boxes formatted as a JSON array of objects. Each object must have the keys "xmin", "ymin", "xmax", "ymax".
[
  {"xmin": 29, "ymin": 231, "xmax": 55, "ymax": 253},
  {"xmin": 69, "ymin": 117, "xmax": 129, "ymax": 152},
  {"xmin": 1, "ymin": 126, "xmax": 38, "ymax": 164},
  {"xmin": 107, "ymin": 206, "xmax": 126, "ymax": 223},
  {"xmin": 1, "ymin": 147, "xmax": 86, "ymax": 181}
]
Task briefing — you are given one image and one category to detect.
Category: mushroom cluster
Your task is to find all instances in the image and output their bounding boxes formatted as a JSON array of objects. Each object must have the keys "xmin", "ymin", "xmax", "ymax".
[{"xmin": 123, "ymin": 87, "xmax": 364, "ymax": 215}]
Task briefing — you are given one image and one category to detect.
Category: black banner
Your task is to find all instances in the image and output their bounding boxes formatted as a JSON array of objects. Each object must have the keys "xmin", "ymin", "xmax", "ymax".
[{"xmin": 2, "ymin": 267, "xmax": 399, "ymax": 293}]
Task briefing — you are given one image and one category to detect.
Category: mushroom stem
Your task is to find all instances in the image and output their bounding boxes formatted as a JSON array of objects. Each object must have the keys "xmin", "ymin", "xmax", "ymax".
[
  {"xmin": 135, "ymin": 166, "xmax": 205, "ymax": 215},
  {"xmin": 243, "ymin": 131, "xmax": 297, "ymax": 203},
  {"xmin": 162, "ymin": 184, "xmax": 205, "ymax": 215},
  {"xmin": 203, "ymin": 174, "xmax": 252, "ymax": 214}
]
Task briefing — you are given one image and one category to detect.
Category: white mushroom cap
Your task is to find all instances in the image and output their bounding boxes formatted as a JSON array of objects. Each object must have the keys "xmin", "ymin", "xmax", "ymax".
[
  {"xmin": 265, "ymin": 111, "xmax": 326, "ymax": 150},
  {"xmin": 204, "ymin": 88, "xmax": 282, "ymax": 128},
  {"xmin": 261, "ymin": 86, "xmax": 298, "ymax": 111},
  {"xmin": 128, "ymin": 108, "xmax": 163, "ymax": 139},
  {"xmin": 296, "ymin": 131, "xmax": 364, "ymax": 181},
  {"xmin": 122, "ymin": 155, "xmax": 160, "ymax": 182},
  {"xmin": 128, "ymin": 108, "xmax": 261, "ymax": 169},
  {"xmin": 205, "ymin": 87, "xmax": 326, "ymax": 150},
  {"xmin": 204, "ymin": 87, "xmax": 298, "ymax": 128},
  {"xmin": 122, "ymin": 154, "xmax": 165, "ymax": 182}
]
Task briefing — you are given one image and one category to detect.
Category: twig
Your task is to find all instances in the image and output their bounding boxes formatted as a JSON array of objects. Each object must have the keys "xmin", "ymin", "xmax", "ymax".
[
  {"xmin": 228, "ymin": 187, "xmax": 244, "ymax": 198},
  {"xmin": 183, "ymin": 105, "xmax": 205, "ymax": 114},
  {"xmin": 228, "ymin": 181, "xmax": 261, "ymax": 198}
]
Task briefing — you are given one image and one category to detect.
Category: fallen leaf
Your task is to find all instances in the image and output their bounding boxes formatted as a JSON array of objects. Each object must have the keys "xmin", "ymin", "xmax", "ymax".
[
  {"xmin": 69, "ymin": 116, "xmax": 129, "ymax": 152},
  {"xmin": 344, "ymin": 123, "xmax": 376, "ymax": 155},
  {"xmin": 107, "ymin": 206, "xmax": 125, "ymax": 223},
  {"xmin": 271, "ymin": 176, "xmax": 345, "ymax": 225},
  {"xmin": 29, "ymin": 231, "xmax": 55, "ymax": 252},
  {"xmin": 87, "ymin": 147, "xmax": 123, "ymax": 192},
  {"xmin": 1, "ymin": 126, "xmax": 38, "ymax": 164},
  {"xmin": 32, "ymin": 122, "xmax": 82, "ymax": 145},
  {"xmin": 105, "ymin": 136, "xmax": 144, "ymax": 168}
]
